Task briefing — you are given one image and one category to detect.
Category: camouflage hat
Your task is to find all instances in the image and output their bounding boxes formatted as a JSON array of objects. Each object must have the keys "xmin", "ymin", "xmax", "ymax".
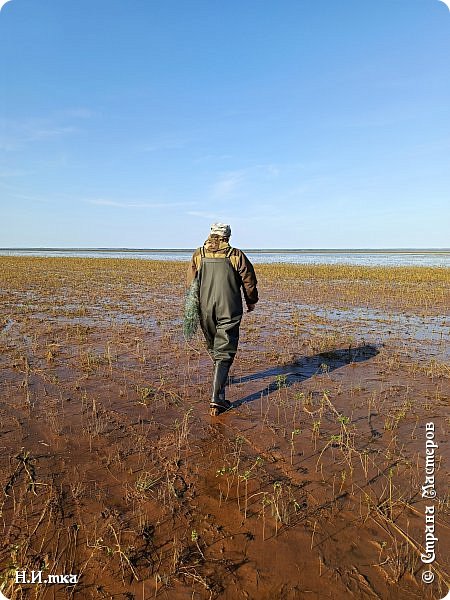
[{"xmin": 210, "ymin": 223, "xmax": 231, "ymax": 238}]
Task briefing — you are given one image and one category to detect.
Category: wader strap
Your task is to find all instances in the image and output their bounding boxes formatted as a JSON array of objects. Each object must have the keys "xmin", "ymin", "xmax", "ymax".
[{"xmin": 200, "ymin": 246, "xmax": 206, "ymax": 258}]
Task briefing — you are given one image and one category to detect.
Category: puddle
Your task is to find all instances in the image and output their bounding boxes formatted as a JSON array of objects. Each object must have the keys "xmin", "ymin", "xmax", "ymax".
[
  {"xmin": 25, "ymin": 312, "xmax": 160, "ymax": 330},
  {"xmin": 256, "ymin": 301, "xmax": 449, "ymax": 358}
]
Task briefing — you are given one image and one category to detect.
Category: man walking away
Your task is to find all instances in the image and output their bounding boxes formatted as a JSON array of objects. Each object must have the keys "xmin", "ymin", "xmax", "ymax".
[{"xmin": 187, "ymin": 223, "xmax": 259, "ymax": 415}]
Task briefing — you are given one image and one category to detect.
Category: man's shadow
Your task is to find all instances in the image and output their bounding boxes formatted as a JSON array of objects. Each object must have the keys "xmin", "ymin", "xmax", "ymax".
[{"xmin": 230, "ymin": 344, "xmax": 379, "ymax": 407}]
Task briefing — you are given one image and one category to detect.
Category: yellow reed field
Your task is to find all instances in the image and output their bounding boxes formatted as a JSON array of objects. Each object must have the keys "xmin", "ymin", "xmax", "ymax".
[{"xmin": 1, "ymin": 256, "xmax": 448, "ymax": 314}]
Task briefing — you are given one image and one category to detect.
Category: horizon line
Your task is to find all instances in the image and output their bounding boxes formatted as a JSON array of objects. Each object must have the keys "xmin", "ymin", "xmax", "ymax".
[{"xmin": 1, "ymin": 247, "xmax": 450, "ymax": 254}]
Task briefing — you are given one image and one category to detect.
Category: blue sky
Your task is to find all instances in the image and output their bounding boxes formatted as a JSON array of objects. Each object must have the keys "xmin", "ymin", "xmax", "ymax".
[{"xmin": 1, "ymin": 0, "xmax": 449, "ymax": 248}]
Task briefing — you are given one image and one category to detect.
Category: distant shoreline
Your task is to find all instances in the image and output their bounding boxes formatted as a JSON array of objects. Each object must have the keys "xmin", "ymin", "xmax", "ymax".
[{"xmin": 1, "ymin": 248, "xmax": 450, "ymax": 255}]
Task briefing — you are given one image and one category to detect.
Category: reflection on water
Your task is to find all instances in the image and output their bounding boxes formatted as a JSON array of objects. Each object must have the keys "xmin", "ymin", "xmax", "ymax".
[{"xmin": 253, "ymin": 301, "xmax": 450, "ymax": 359}]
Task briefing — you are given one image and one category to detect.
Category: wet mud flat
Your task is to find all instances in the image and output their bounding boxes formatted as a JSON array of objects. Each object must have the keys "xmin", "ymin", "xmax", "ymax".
[{"xmin": 0, "ymin": 257, "xmax": 448, "ymax": 600}]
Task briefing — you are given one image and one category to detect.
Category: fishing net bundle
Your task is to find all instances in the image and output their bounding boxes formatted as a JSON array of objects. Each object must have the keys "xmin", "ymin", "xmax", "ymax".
[{"xmin": 183, "ymin": 276, "xmax": 200, "ymax": 340}]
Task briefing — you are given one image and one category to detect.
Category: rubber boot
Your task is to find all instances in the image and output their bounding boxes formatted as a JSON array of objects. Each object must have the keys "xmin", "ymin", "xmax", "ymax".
[{"xmin": 210, "ymin": 361, "xmax": 231, "ymax": 414}]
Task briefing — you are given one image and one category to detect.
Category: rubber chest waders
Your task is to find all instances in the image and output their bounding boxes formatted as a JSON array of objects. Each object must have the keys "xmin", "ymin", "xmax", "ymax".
[{"xmin": 198, "ymin": 247, "xmax": 243, "ymax": 413}]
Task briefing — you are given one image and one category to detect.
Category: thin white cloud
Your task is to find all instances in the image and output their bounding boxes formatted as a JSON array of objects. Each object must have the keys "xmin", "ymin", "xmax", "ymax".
[
  {"xmin": 28, "ymin": 126, "xmax": 78, "ymax": 140},
  {"xmin": 140, "ymin": 134, "xmax": 189, "ymax": 153},
  {"xmin": 193, "ymin": 153, "xmax": 233, "ymax": 164},
  {"xmin": 186, "ymin": 210, "xmax": 279, "ymax": 222},
  {"xmin": 211, "ymin": 171, "xmax": 246, "ymax": 199},
  {"xmin": 59, "ymin": 108, "xmax": 93, "ymax": 119},
  {"xmin": 0, "ymin": 117, "xmax": 80, "ymax": 150},
  {"xmin": 0, "ymin": 139, "xmax": 20, "ymax": 151},
  {"xmin": 187, "ymin": 210, "xmax": 220, "ymax": 220},
  {"xmin": 210, "ymin": 164, "xmax": 281, "ymax": 199},
  {"xmin": 88, "ymin": 198, "xmax": 196, "ymax": 209},
  {"xmin": 265, "ymin": 164, "xmax": 280, "ymax": 177},
  {"xmin": 0, "ymin": 168, "xmax": 30, "ymax": 178},
  {"xmin": 2, "ymin": 190, "xmax": 52, "ymax": 203}
]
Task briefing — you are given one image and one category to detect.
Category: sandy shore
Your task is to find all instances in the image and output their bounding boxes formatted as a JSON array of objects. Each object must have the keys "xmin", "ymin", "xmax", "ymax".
[{"xmin": 0, "ymin": 257, "xmax": 448, "ymax": 599}]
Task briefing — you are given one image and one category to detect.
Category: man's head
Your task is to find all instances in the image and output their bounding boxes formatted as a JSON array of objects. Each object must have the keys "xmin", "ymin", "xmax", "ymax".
[{"xmin": 210, "ymin": 223, "xmax": 231, "ymax": 240}]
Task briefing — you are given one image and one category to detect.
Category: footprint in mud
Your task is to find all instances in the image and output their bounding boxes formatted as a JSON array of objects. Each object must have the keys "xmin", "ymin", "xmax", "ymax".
[
  {"xmin": 367, "ymin": 412, "xmax": 382, "ymax": 438},
  {"xmin": 171, "ymin": 474, "xmax": 188, "ymax": 498}
]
